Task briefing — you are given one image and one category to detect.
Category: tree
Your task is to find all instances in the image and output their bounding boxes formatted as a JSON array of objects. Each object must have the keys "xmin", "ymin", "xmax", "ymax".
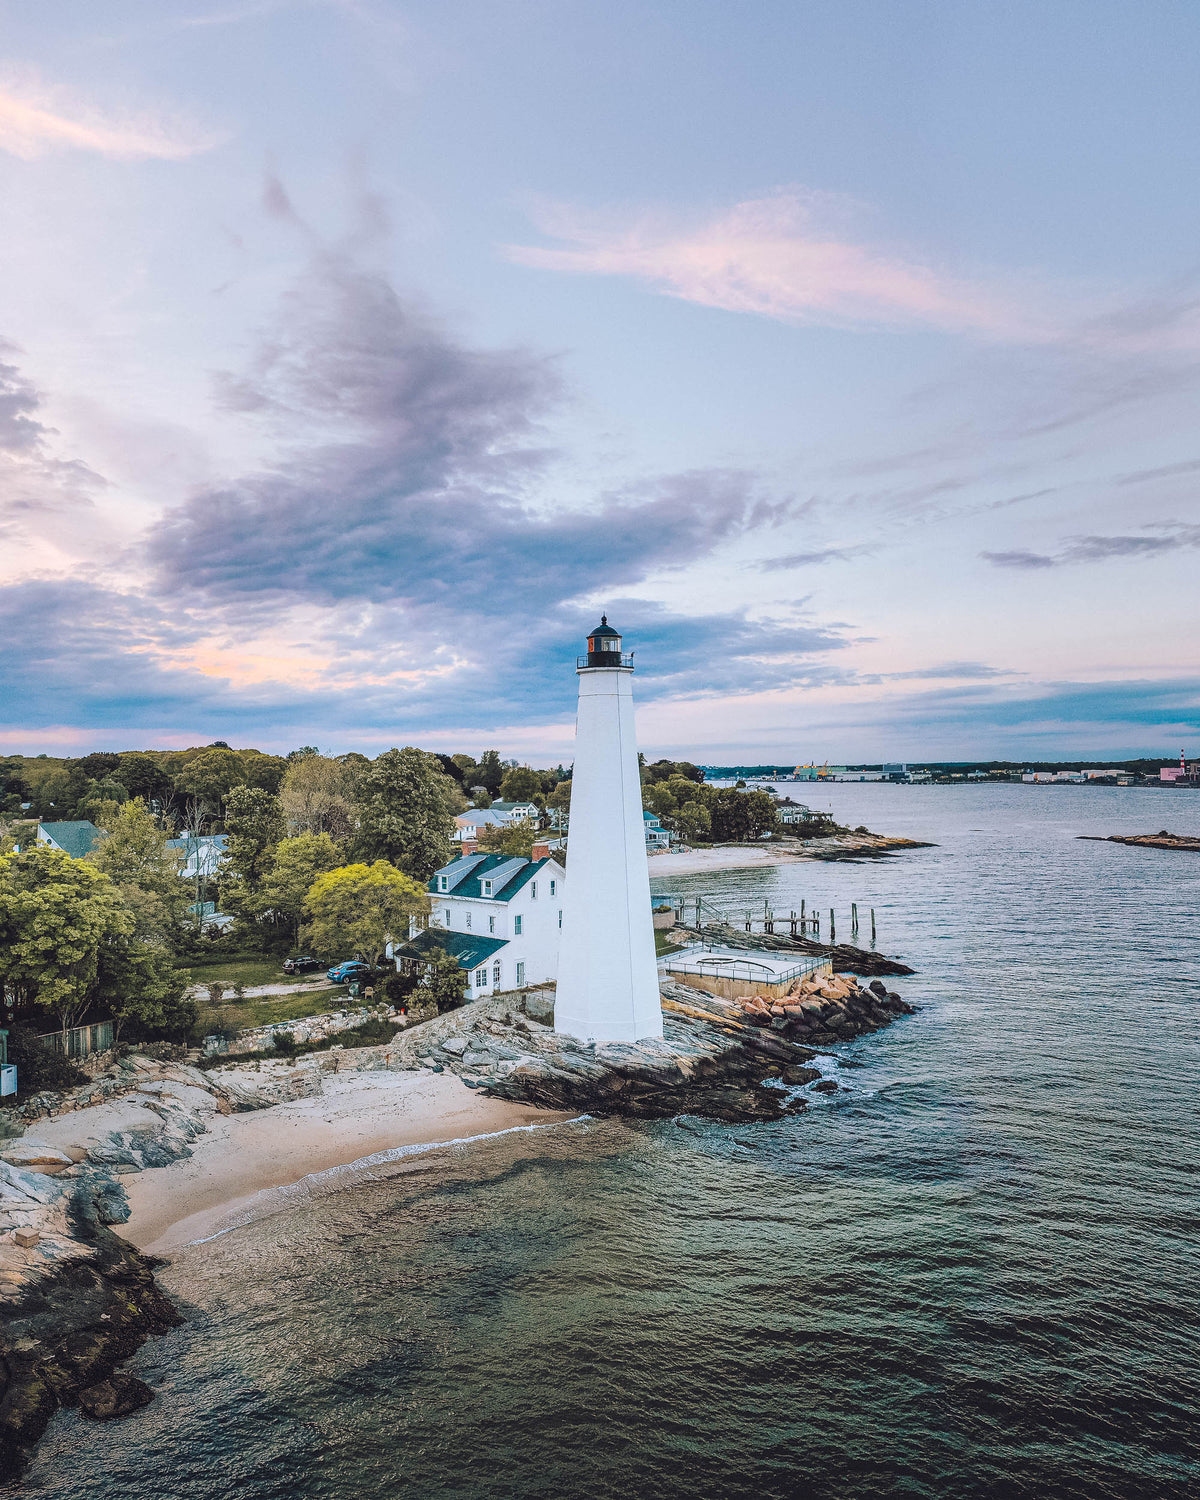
[
  {"xmin": 450, "ymin": 754, "xmax": 477, "ymax": 780},
  {"xmin": 476, "ymin": 749, "xmax": 505, "ymax": 797},
  {"xmin": 239, "ymin": 749, "xmax": 289, "ymax": 795},
  {"xmin": 672, "ymin": 802, "xmax": 712, "ymax": 844},
  {"xmin": 279, "ymin": 753, "xmax": 355, "ymax": 840},
  {"xmin": 472, "ymin": 789, "xmax": 493, "ymax": 809},
  {"xmin": 223, "ymin": 786, "xmax": 284, "ymax": 888},
  {"xmin": 87, "ymin": 798, "xmax": 188, "ymax": 944},
  {"xmin": 259, "ymin": 832, "xmax": 343, "ymax": 946},
  {"xmin": 478, "ymin": 819, "xmax": 538, "ymax": 859},
  {"xmin": 353, "ymin": 747, "xmax": 457, "ymax": 879},
  {"xmin": 547, "ymin": 779, "xmax": 572, "ymax": 825},
  {"xmin": 499, "ymin": 765, "xmax": 543, "ymax": 803},
  {"xmin": 0, "ymin": 847, "xmax": 134, "ymax": 1035},
  {"xmin": 77, "ymin": 776, "xmax": 129, "ymax": 824},
  {"xmin": 302, "ymin": 860, "xmax": 429, "ymax": 968},
  {"xmin": 413, "ymin": 948, "xmax": 467, "ymax": 1014},
  {"xmin": 173, "ymin": 748, "xmax": 244, "ymax": 822},
  {"xmin": 117, "ymin": 752, "xmax": 173, "ymax": 807}
]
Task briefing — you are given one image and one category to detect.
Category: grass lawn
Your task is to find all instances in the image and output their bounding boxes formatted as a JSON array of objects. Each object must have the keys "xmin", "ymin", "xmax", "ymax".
[
  {"xmin": 193, "ymin": 987, "xmax": 346, "ymax": 1036},
  {"xmin": 655, "ymin": 930, "xmax": 686, "ymax": 957},
  {"xmin": 180, "ymin": 955, "xmax": 327, "ymax": 991}
]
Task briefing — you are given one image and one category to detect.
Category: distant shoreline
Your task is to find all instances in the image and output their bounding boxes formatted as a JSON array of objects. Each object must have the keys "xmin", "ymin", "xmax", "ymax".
[{"xmin": 648, "ymin": 833, "xmax": 929, "ymax": 877}]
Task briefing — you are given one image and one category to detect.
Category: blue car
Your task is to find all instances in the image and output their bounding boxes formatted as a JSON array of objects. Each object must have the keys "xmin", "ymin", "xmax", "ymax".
[{"xmin": 327, "ymin": 960, "xmax": 374, "ymax": 984}]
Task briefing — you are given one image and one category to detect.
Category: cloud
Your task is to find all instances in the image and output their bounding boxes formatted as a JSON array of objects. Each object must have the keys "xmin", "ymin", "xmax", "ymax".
[
  {"xmin": 506, "ymin": 192, "xmax": 1053, "ymax": 341},
  {"xmin": 0, "ymin": 75, "xmax": 220, "ymax": 160},
  {"xmin": 0, "ymin": 340, "xmax": 104, "ymax": 554},
  {"xmin": 149, "ymin": 250, "xmax": 793, "ymax": 617},
  {"xmin": 983, "ymin": 524, "xmax": 1200, "ymax": 569},
  {"xmin": 758, "ymin": 544, "xmax": 875, "ymax": 570}
]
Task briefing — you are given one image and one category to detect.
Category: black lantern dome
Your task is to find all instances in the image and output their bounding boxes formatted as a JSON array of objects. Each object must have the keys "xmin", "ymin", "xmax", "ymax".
[{"xmin": 583, "ymin": 615, "xmax": 630, "ymax": 668}]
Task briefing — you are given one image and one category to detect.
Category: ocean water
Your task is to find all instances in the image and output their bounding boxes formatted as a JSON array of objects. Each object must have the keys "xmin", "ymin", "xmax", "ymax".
[{"xmin": 15, "ymin": 786, "xmax": 1200, "ymax": 1500}]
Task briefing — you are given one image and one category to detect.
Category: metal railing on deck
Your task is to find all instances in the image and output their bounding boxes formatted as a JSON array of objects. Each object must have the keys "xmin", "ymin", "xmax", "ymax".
[{"xmin": 40, "ymin": 1020, "xmax": 114, "ymax": 1059}]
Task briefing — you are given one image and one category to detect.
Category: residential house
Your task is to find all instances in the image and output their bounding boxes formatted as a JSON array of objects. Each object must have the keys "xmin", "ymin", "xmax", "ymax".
[
  {"xmin": 167, "ymin": 833, "xmax": 228, "ymax": 880},
  {"xmin": 453, "ymin": 809, "xmax": 508, "ymax": 845},
  {"xmin": 643, "ymin": 809, "xmax": 671, "ymax": 851},
  {"xmin": 395, "ymin": 851, "xmax": 565, "ymax": 1000},
  {"xmin": 36, "ymin": 821, "xmax": 102, "ymax": 858},
  {"xmin": 488, "ymin": 800, "xmax": 540, "ymax": 824},
  {"xmin": 775, "ymin": 799, "xmax": 815, "ymax": 824}
]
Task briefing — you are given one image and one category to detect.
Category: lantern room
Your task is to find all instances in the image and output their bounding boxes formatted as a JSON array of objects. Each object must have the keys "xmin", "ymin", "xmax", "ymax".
[{"xmin": 583, "ymin": 615, "xmax": 630, "ymax": 669}]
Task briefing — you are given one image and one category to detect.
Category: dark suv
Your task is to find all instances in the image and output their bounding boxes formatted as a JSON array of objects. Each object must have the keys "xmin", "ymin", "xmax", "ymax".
[{"xmin": 283, "ymin": 955, "xmax": 321, "ymax": 975}]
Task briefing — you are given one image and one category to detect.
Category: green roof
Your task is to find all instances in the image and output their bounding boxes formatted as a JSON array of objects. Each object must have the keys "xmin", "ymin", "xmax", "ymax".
[
  {"xmin": 38, "ymin": 821, "xmax": 102, "ymax": 859},
  {"xmin": 397, "ymin": 928, "xmax": 509, "ymax": 971},
  {"xmin": 429, "ymin": 852, "xmax": 553, "ymax": 902}
]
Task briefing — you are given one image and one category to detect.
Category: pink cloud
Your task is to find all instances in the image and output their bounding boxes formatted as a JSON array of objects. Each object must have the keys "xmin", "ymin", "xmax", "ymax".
[
  {"xmin": 0, "ymin": 75, "xmax": 220, "ymax": 161},
  {"xmin": 505, "ymin": 192, "xmax": 1055, "ymax": 342}
]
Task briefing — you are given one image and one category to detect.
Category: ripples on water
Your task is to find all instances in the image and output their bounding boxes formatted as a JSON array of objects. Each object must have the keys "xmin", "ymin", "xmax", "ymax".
[{"xmin": 16, "ymin": 787, "xmax": 1200, "ymax": 1499}]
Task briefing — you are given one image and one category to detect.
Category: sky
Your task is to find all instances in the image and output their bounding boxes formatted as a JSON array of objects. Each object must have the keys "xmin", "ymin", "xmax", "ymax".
[{"xmin": 1, "ymin": 0, "xmax": 1198, "ymax": 765}]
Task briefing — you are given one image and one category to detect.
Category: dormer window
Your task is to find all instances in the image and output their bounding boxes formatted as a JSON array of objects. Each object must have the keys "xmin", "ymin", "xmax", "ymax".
[
  {"xmin": 482, "ymin": 879, "xmax": 492, "ymax": 896},
  {"xmin": 437, "ymin": 876, "xmax": 448, "ymax": 892}
]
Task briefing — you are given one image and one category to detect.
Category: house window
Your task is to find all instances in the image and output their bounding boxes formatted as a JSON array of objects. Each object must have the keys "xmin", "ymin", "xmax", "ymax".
[
  {"xmin": 493, "ymin": 961, "xmax": 501, "ymax": 986},
  {"xmin": 437, "ymin": 876, "xmax": 448, "ymax": 892},
  {"xmin": 531, "ymin": 882, "xmax": 537, "ymax": 899},
  {"xmin": 516, "ymin": 961, "xmax": 525, "ymax": 986},
  {"xmin": 514, "ymin": 914, "xmax": 523, "ymax": 935},
  {"xmin": 488, "ymin": 915, "xmax": 495, "ymax": 933},
  {"xmin": 558, "ymin": 909, "xmax": 562, "ymax": 928},
  {"xmin": 465, "ymin": 911, "xmax": 472, "ymax": 929},
  {"xmin": 443, "ymin": 909, "xmax": 451, "ymax": 925},
  {"xmin": 482, "ymin": 879, "xmax": 492, "ymax": 896},
  {"xmin": 550, "ymin": 879, "xmax": 556, "ymax": 896},
  {"xmin": 475, "ymin": 967, "xmax": 487, "ymax": 987}
]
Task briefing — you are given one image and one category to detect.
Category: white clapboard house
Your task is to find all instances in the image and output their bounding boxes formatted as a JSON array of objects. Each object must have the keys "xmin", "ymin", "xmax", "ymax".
[{"xmin": 395, "ymin": 852, "xmax": 565, "ymax": 1000}]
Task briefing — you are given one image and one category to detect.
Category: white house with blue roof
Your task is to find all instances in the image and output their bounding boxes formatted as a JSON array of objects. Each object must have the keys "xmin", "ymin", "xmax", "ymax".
[{"xmin": 394, "ymin": 851, "xmax": 566, "ymax": 1000}]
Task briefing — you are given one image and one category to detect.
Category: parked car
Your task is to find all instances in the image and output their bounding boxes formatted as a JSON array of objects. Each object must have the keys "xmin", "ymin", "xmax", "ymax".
[
  {"xmin": 327, "ymin": 960, "xmax": 376, "ymax": 984},
  {"xmin": 283, "ymin": 955, "xmax": 321, "ymax": 975}
]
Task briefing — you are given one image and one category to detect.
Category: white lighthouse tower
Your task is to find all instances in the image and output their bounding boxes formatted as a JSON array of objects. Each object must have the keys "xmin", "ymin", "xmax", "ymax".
[{"xmin": 554, "ymin": 617, "xmax": 664, "ymax": 1045}]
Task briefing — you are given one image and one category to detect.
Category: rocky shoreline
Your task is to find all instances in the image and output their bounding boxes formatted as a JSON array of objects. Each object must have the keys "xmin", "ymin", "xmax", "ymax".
[
  {"xmin": 0, "ymin": 934, "xmax": 919, "ymax": 1480},
  {"xmin": 0, "ymin": 1058, "xmax": 325, "ymax": 1481},
  {"xmin": 1080, "ymin": 830, "xmax": 1200, "ymax": 852}
]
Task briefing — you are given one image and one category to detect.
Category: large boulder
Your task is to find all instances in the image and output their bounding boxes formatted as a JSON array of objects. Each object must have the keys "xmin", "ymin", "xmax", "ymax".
[{"xmin": 78, "ymin": 1375, "xmax": 155, "ymax": 1422}]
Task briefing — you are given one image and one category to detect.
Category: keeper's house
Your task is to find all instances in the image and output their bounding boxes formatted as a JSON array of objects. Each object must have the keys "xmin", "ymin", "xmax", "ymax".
[{"xmin": 394, "ymin": 852, "xmax": 565, "ymax": 1000}]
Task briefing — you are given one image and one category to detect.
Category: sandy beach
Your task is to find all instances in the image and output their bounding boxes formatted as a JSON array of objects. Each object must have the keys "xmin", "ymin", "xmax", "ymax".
[
  {"xmin": 648, "ymin": 844, "xmax": 811, "ymax": 876},
  {"xmin": 27, "ymin": 1069, "xmax": 574, "ymax": 1257}
]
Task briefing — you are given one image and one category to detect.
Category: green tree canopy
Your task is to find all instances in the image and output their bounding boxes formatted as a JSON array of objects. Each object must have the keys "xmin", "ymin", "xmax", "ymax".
[
  {"xmin": 478, "ymin": 818, "xmax": 538, "ymax": 859},
  {"xmin": 223, "ymin": 785, "xmax": 285, "ymax": 889},
  {"xmin": 87, "ymin": 798, "xmax": 187, "ymax": 943},
  {"xmin": 352, "ymin": 747, "xmax": 457, "ymax": 879},
  {"xmin": 302, "ymin": 860, "xmax": 429, "ymax": 968},
  {"xmin": 0, "ymin": 847, "xmax": 134, "ymax": 1034},
  {"xmin": 116, "ymin": 752, "xmax": 174, "ymax": 805},
  {"xmin": 173, "ymin": 747, "xmax": 245, "ymax": 823},
  {"xmin": 476, "ymin": 749, "xmax": 505, "ymax": 797},
  {"xmin": 499, "ymin": 765, "xmax": 543, "ymax": 803},
  {"xmin": 279, "ymin": 753, "xmax": 354, "ymax": 840},
  {"xmin": 238, "ymin": 749, "xmax": 289, "ymax": 794},
  {"xmin": 259, "ymin": 832, "xmax": 343, "ymax": 945}
]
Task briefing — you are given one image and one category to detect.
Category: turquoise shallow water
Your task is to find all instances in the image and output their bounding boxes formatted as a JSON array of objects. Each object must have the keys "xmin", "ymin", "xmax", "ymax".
[{"xmin": 14, "ymin": 786, "xmax": 1200, "ymax": 1499}]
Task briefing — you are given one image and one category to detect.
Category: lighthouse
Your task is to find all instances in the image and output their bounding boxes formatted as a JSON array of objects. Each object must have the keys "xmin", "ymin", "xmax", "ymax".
[{"xmin": 554, "ymin": 617, "xmax": 664, "ymax": 1045}]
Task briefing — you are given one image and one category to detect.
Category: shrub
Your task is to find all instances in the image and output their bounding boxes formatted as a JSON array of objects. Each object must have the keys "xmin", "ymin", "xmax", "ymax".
[
  {"xmin": 5, "ymin": 1023, "xmax": 87, "ymax": 1098},
  {"xmin": 272, "ymin": 1028, "xmax": 299, "ymax": 1056}
]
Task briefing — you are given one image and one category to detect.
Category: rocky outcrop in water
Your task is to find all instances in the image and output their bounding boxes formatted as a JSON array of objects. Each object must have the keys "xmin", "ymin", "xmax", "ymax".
[
  {"xmin": 673, "ymin": 920, "xmax": 916, "ymax": 977},
  {"xmin": 376, "ymin": 973, "xmax": 914, "ymax": 1124},
  {"xmin": 1080, "ymin": 830, "xmax": 1200, "ymax": 852}
]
